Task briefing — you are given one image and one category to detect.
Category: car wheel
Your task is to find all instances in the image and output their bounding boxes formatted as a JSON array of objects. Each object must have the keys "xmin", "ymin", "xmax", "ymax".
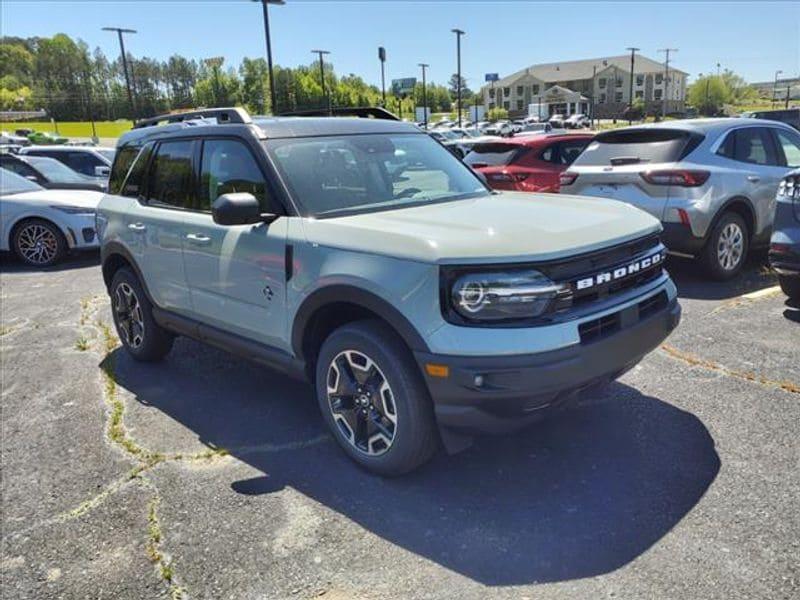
[
  {"xmin": 110, "ymin": 268, "xmax": 174, "ymax": 362},
  {"xmin": 315, "ymin": 319, "xmax": 438, "ymax": 476},
  {"xmin": 778, "ymin": 275, "xmax": 800, "ymax": 301},
  {"xmin": 702, "ymin": 212, "xmax": 749, "ymax": 280},
  {"xmin": 12, "ymin": 219, "xmax": 66, "ymax": 267}
]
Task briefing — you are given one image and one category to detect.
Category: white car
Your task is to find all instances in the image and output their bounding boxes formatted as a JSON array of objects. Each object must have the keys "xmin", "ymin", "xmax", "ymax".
[
  {"xmin": 484, "ymin": 121, "xmax": 513, "ymax": 136},
  {"xmin": 565, "ymin": 114, "xmax": 591, "ymax": 129},
  {"xmin": 0, "ymin": 168, "xmax": 104, "ymax": 267},
  {"xmin": 0, "ymin": 131, "xmax": 29, "ymax": 146}
]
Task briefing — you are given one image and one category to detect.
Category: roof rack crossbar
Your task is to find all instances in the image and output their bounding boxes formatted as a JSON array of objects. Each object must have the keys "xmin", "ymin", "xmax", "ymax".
[
  {"xmin": 276, "ymin": 106, "xmax": 400, "ymax": 121},
  {"xmin": 133, "ymin": 107, "xmax": 252, "ymax": 130}
]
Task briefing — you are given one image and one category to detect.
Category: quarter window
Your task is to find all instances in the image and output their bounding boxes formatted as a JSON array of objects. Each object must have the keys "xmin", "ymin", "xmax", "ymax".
[
  {"xmin": 199, "ymin": 139, "xmax": 269, "ymax": 212},
  {"xmin": 108, "ymin": 145, "xmax": 140, "ymax": 194},
  {"xmin": 146, "ymin": 140, "xmax": 195, "ymax": 209},
  {"xmin": 774, "ymin": 129, "xmax": 800, "ymax": 167}
]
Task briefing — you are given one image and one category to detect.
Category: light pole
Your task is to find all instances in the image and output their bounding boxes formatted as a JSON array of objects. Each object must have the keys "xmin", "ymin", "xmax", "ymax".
[
  {"xmin": 379, "ymin": 47, "xmax": 387, "ymax": 107},
  {"xmin": 658, "ymin": 48, "xmax": 678, "ymax": 119},
  {"xmin": 590, "ymin": 64, "xmax": 597, "ymax": 127},
  {"xmin": 626, "ymin": 47, "xmax": 639, "ymax": 124},
  {"xmin": 418, "ymin": 63, "xmax": 429, "ymax": 129},
  {"xmin": 102, "ymin": 27, "xmax": 137, "ymax": 119},
  {"xmin": 452, "ymin": 28, "xmax": 465, "ymax": 127},
  {"xmin": 716, "ymin": 62, "xmax": 721, "ymax": 77},
  {"xmin": 253, "ymin": 0, "xmax": 283, "ymax": 115},
  {"xmin": 311, "ymin": 49, "xmax": 331, "ymax": 115},
  {"xmin": 773, "ymin": 70, "xmax": 783, "ymax": 107}
]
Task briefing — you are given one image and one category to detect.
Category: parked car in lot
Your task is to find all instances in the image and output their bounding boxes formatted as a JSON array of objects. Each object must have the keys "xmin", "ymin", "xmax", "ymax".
[
  {"xmin": 483, "ymin": 120, "xmax": 512, "ymax": 136},
  {"xmin": 98, "ymin": 107, "xmax": 680, "ymax": 475},
  {"xmin": 20, "ymin": 145, "xmax": 115, "ymax": 180},
  {"xmin": 560, "ymin": 119, "xmax": 800, "ymax": 279},
  {"xmin": 565, "ymin": 114, "xmax": 591, "ymax": 129},
  {"xmin": 0, "ymin": 153, "xmax": 106, "ymax": 191},
  {"xmin": 549, "ymin": 114, "xmax": 567, "ymax": 128},
  {"xmin": 742, "ymin": 108, "xmax": 800, "ymax": 132},
  {"xmin": 0, "ymin": 130, "xmax": 30, "ymax": 146},
  {"xmin": 0, "ymin": 168, "xmax": 103, "ymax": 266},
  {"xmin": 465, "ymin": 133, "xmax": 593, "ymax": 192},
  {"xmin": 770, "ymin": 169, "xmax": 800, "ymax": 300},
  {"xmin": 518, "ymin": 122, "xmax": 553, "ymax": 135},
  {"xmin": 26, "ymin": 131, "xmax": 69, "ymax": 145}
]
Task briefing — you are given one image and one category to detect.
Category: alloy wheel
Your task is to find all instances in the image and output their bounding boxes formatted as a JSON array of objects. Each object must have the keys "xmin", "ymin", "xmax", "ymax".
[
  {"xmin": 16, "ymin": 223, "xmax": 59, "ymax": 265},
  {"xmin": 717, "ymin": 222, "xmax": 744, "ymax": 271},
  {"xmin": 113, "ymin": 283, "xmax": 145, "ymax": 349},
  {"xmin": 326, "ymin": 350, "xmax": 398, "ymax": 456}
]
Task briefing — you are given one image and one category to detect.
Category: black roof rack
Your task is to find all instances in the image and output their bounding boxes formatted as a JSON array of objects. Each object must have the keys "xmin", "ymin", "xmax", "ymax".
[
  {"xmin": 276, "ymin": 106, "xmax": 400, "ymax": 121},
  {"xmin": 133, "ymin": 107, "xmax": 252, "ymax": 130}
]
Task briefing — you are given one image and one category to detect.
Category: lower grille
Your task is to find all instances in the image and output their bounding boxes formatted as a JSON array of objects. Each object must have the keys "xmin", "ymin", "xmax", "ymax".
[{"xmin": 579, "ymin": 291, "xmax": 668, "ymax": 344}]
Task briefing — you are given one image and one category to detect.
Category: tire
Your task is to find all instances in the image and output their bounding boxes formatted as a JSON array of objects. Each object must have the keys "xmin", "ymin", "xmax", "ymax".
[
  {"xmin": 109, "ymin": 268, "xmax": 174, "ymax": 362},
  {"xmin": 701, "ymin": 211, "xmax": 749, "ymax": 280},
  {"xmin": 315, "ymin": 319, "xmax": 439, "ymax": 476},
  {"xmin": 12, "ymin": 218, "xmax": 67, "ymax": 267},
  {"xmin": 778, "ymin": 275, "xmax": 800, "ymax": 301}
]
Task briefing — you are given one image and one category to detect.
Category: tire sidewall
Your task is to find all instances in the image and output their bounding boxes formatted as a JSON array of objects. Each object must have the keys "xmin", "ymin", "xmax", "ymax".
[
  {"xmin": 110, "ymin": 268, "xmax": 172, "ymax": 361},
  {"xmin": 13, "ymin": 219, "xmax": 66, "ymax": 267},
  {"xmin": 704, "ymin": 212, "xmax": 749, "ymax": 280}
]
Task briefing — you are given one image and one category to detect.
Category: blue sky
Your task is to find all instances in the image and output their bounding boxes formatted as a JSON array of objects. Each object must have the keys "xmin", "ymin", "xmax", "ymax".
[{"xmin": 3, "ymin": 1, "xmax": 798, "ymax": 87}]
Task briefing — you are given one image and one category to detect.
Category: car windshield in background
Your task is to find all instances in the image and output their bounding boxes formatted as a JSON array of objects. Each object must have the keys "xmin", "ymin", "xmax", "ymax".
[
  {"xmin": 0, "ymin": 167, "xmax": 44, "ymax": 194},
  {"xmin": 463, "ymin": 143, "xmax": 525, "ymax": 167},
  {"xmin": 95, "ymin": 149, "xmax": 116, "ymax": 163},
  {"xmin": 26, "ymin": 156, "xmax": 88, "ymax": 183},
  {"xmin": 573, "ymin": 128, "xmax": 698, "ymax": 166},
  {"xmin": 266, "ymin": 133, "xmax": 488, "ymax": 217}
]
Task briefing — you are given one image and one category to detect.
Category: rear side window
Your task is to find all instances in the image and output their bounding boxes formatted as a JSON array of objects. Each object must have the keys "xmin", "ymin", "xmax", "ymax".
[
  {"xmin": 573, "ymin": 129, "xmax": 697, "ymax": 166},
  {"xmin": 65, "ymin": 152, "xmax": 104, "ymax": 176},
  {"xmin": 717, "ymin": 128, "xmax": 778, "ymax": 166},
  {"xmin": 774, "ymin": 129, "xmax": 800, "ymax": 168},
  {"xmin": 198, "ymin": 139, "xmax": 268, "ymax": 212},
  {"xmin": 464, "ymin": 143, "xmax": 526, "ymax": 167},
  {"xmin": 540, "ymin": 139, "xmax": 591, "ymax": 165},
  {"xmin": 146, "ymin": 141, "xmax": 195, "ymax": 209},
  {"xmin": 108, "ymin": 145, "xmax": 140, "ymax": 194}
]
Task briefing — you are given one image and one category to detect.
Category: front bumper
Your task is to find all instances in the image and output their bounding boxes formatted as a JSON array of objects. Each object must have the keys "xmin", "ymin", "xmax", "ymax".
[{"xmin": 415, "ymin": 293, "xmax": 681, "ymax": 436}]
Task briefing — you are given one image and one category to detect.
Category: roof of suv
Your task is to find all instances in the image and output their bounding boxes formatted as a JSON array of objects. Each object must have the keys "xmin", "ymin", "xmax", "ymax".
[
  {"xmin": 252, "ymin": 116, "xmax": 419, "ymax": 138},
  {"xmin": 611, "ymin": 117, "xmax": 793, "ymax": 137}
]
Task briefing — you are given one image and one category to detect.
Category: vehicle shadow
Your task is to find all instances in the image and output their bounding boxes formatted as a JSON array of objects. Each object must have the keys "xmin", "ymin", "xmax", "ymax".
[
  {"xmin": 107, "ymin": 338, "xmax": 720, "ymax": 586},
  {"xmin": 783, "ymin": 297, "xmax": 800, "ymax": 323},
  {"xmin": 0, "ymin": 251, "xmax": 100, "ymax": 273},
  {"xmin": 666, "ymin": 252, "xmax": 776, "ymax": 301}
]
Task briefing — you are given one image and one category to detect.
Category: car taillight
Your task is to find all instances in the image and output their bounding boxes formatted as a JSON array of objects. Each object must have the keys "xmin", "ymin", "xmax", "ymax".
[
  {"xmin": 488, "ymin": 172, "xmax": 529, "ymax": 182},
  {"xmin": 559, "ymin": 171, "xmax": 579, "ymax": 186},
  {"xmin": 640, "ymin": 169, "xmax": 710, "ymax": 187}
]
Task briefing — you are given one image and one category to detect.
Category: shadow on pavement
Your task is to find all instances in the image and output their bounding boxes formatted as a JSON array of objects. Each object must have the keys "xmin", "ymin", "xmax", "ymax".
[
  {"xmin": 783, "ymin": 297, "xmax": 800, "ymax": 323},
  {"xmin": 107, "ymin": 337, "xmax": 720, "ymax": 586},
  {"xmin": 0, "ymin": 251, "xmax": 100, "ymax": 274},
  {"xmin": 666, "ymin": 253, "xmax": 776, "ymax": 301}
]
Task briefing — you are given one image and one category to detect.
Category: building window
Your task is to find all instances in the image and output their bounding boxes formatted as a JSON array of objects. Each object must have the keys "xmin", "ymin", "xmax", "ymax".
[
  {"xmin": 615, "ymin": 91, "xmax": 623, "ymax": 103},
  {"xmin": 503, "ymin": 101, "xmax": 510, "ymax": 110},
  {"xmin": 655, "ymin": 74, "xmax": 663, "ymax": 85},
  {"xmin": 598, "ymin": 78, "xmax": 607, "ymax": 89},
  {"xmin": 532, "ymin": 84, "xmax": 540, "ymax": 95},
  {"xmin": 489, "ymin": 88, "xmax": 495, "ymax": 98},
  {"xmin": 654, "ymin": 89, "xmax": 663, "ymax": 100},
  {"xmin": 503, "ymin": 87, "xmax": 510, "ymax": 97},
  {"xmin": 489, "ymin": 103, "xmax": 495, "ymax": 109},
  {"xmin": 635, "ymin": 90, "xmax": 644, "ymax": 99},
  {"xmin": 516, "ymin": 99, "xmax": 524, "ymax": 110},
  {"xmin": 516, "ymin": 85, "xmax": 524, "ymax": 96},
  {"xmin": 599, "ymin": 93, "xmax": 606, "ymax": 104},
  {"xmin": 636, "ymin": 75, "xmax": 644, "ymax": 87},
  {"xmin": 616, "ymin": 77, "xmax": 623, "ymax": 88}
]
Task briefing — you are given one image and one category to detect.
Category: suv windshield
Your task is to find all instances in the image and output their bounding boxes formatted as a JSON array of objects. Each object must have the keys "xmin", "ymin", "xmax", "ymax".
[
  {"xmin": 26, "ymin": 156, "xmax": 88, "ymax": 183},
  {"xmin": 573, "ymin": 128, "xmax": 698, "ymax": 166},
  {"xmin": 266, "ymin": 133, "xmax": 488, "ymax": 217},
  {"xmin": 463, "ymin": 143, "xmax": 525, "ymax": 167},
  {"xmin": 0, "ymin": 167, "xmax": 44, "ymax": 194}
]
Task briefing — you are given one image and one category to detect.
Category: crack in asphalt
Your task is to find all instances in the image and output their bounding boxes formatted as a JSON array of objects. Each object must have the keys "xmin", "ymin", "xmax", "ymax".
[{"xmin": 660, "ymin": 343, "xmax": 800, "ymax": 395}]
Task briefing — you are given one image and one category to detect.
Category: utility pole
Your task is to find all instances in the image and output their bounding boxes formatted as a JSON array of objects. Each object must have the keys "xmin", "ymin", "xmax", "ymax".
[
  {"xmin": 787, "ymin": 82, "xmax": 792, "ymax": 109},
  {"xmin": 452, "ymin": 28, "xmax": 465, "ymax": 127},
  {"xmin": 418, "ymin": 62, "xmax": 429, "ymax": 129},
  {"xmin": 625, "ymin": 47, "xmax": 639, "ymax": 124},
  {"xmin": 773, "ymin": 70, "xmax": 783, "ymax": 108},
  {"xmin": 378, "ymin": 47, "xmax": 387, "ymax": 107},
  {"xmin": 591, "ymin": 64, "xmax": 597, "ymax": 127},
  {"xmin": 253, "ymin": 0, "xmax": 283, "ymax": 115},
  {"xmin": 311, "ymin": 49, "xmax": 331, "ymax": 115},
  {"xmin": 658, "ymin": 48, "xmax": 678, "ymax": 119},
  {"xmin": 102, "ymin": 27, "xmax": 137, "ymax": 120}
]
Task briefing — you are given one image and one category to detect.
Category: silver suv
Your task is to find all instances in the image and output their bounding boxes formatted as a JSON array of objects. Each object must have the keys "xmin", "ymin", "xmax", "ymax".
[
  {"xmin": 561, "ymin": 119, "xmax": 800, "ymax": 279},
  {"xmin": 97, "ymin": 107, "xmax": 680, "ymax": 475}
]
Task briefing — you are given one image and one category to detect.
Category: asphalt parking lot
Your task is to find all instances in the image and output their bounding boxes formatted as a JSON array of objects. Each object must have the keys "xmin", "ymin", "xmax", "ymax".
[{"xmin": 1, "ymin": 252, "xmax": 798, "ymax": 600}]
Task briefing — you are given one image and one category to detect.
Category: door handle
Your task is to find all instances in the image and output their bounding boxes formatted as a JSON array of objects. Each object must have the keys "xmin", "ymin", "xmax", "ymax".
[
  {"xmin": 185, "ymin": 233, "xmax": 212, "ymax": 245},
  {"xmin": 128, "ymin": 222, "xmax": 146, "ymax": 233},
  {"xmin": 746, "ymin": 175, "xmax": 760, "ymax": 183}
]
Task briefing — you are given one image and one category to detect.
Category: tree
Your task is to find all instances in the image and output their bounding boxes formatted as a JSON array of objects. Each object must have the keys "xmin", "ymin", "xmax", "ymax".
[
  {"xmin": 448, "ymin": 73, "xmax": 472, "ymax": 100},
  {"xmin": 240, "ymin": 57, "xmax": 269, "ymax": 113}
]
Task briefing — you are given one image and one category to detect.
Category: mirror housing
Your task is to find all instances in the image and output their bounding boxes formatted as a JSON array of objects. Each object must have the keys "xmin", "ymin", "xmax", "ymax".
[
  {"xmin": 94, "ymin": 165, "xmax": 110, "ymax": 177},
  {"xmin": 212, "ymin": 192, "xmax": 275, "ymax": 226}
]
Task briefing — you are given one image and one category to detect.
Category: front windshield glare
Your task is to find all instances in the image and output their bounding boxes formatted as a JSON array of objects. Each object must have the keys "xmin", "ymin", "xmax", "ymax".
[{"xmin": 266, "ymin": 133, "xmax": 488, "ymax": 216}]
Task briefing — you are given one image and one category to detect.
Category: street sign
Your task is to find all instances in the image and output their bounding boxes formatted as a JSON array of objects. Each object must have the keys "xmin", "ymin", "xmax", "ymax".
[
  {"xmin": 391, "ymin": 77, "xmax": 416, "ymax": 96},
  {"xmin": 485, "ymin": 73, "xmax": 499, "ymax": 82}
]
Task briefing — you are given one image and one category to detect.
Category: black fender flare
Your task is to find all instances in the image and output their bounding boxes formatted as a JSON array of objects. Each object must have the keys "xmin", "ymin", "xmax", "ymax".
[
  {"xmin": 100, "ymin": 241, "xmax": 157, "ymax": 304},
  {"xmin": 291, "ymin": 285, "xmax": 430, "ymax": 360}
]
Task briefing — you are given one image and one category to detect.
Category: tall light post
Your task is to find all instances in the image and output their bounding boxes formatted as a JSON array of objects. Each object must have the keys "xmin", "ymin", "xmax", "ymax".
[
  {"xmin": 311, "ymin": 49, "xmax": 331, "ymax": 115},
  {"xmin": 102, "ymin": 27, "xmax": 137, "ymax": 119},
  {"xmin": 716, "ymin": 62, "xmax": 721, "ymax": 77},
  {"xmin": 625, "ymin": 47, "xmax": 639, "ymax": 124},
  {"xmin": 253, "ymin": 0, "xmax": 283, "ymax": 115},
  {"xmin": 418, "ymin": 62, "xmax": 429, "ymax": 129},
  {"xmin": 773, "ymin": 70, "xmax": 783, "ymax": 107},
  {"xmin": 452, "ymin": 28, "xmax": 465, "ymax": 127},
  {"xmin": 378, "ymin": 47, "xmax": 387, "ymax": 107},
  {"xmin": 658, "ymin": 48, "xmax": 678, "ymax": 119}
]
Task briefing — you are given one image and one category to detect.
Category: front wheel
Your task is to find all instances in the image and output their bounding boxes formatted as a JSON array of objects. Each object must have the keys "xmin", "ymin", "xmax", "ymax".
[
  {"xmin": 13, "ymin": 219, "xmax": 66, "ymax": 267},
  {"xmin": 778, "ymin": 275, "xmax": 800, "ymax": 301},
  {"xmin": 701, "ymin": 212, "xmax": 749, "ymax": 280},
  {"xmin": 315, "ymin": 320, "xmax": 438, "ymax": 476}
]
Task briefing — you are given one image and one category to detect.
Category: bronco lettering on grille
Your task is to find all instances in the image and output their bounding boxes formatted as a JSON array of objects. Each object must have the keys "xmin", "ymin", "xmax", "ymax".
[{"xmin": 575, "ymin": 251, "xmax": 664, "ymax": 291}]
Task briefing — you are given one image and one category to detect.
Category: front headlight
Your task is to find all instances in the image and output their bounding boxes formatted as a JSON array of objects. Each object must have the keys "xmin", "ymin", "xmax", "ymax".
[
  {"xmin": 51, "ymin": 205, "xmax": 96, "ymax": 215},
  {"xmin": 448, "ymin": 269, "xmax": 567, "ymax": 322}
]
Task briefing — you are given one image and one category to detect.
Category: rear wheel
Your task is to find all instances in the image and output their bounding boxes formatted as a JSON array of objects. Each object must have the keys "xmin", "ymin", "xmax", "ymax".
[
  {"xmin": 702, "ymin": 211, "xmax": 749, "ymax": 280},
  {"xmin": 315, "ymin": 319, "xmax": 438, "ymax": 476},
  {"xmin": 12, "ymin": 219, "xmax": 66, "ymax": 267},
  {"xmin": 778, "ymin": 275, "xmax": 800, "ymax": 301}
]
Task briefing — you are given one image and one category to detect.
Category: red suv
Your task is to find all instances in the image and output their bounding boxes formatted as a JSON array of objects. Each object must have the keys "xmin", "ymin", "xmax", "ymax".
[{"xmin": 464, "ymin": 133, "xmax": 593, "ymax": 193}]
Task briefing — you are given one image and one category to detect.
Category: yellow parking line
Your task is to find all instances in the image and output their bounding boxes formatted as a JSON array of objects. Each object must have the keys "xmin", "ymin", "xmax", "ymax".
[
  {"xmin": 741, "ymin": 285, "xmax": 781, "ymax": 300},
  {"xmin": 710, "ymin": 285, "xmax": 782, "ymax": 315}
]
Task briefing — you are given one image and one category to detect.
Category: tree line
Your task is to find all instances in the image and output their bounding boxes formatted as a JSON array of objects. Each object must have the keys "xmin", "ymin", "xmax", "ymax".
[{"xmin": 0, "ymin": 33, "xmax": 468, "ymax": 121}]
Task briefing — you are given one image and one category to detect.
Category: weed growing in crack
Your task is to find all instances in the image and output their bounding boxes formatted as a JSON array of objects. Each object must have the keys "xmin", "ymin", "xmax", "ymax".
[{"xmin": 75, "ymin": 336, "xmax": 90, "ymax": 351}]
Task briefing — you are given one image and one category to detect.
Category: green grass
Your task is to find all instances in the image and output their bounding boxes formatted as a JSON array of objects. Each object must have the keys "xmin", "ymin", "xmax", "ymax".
[{"xmin": 3, "ymin": 120, "xmax": 133, "ymax": 139}]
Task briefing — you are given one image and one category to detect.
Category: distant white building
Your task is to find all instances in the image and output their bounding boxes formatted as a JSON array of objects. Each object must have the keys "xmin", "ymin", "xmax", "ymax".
[{"xmin": 481, "ymin": 54, "xmax": 687, "ymax": 119}]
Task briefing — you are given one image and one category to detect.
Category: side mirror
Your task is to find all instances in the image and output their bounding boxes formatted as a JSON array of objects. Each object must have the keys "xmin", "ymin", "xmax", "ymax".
[
  {"xmin": 94, "ymin": 165, "xmax": 110, "ymax": 177},
  {"xmin": 212, "ymin": 192, "xmax": 275, "ymax": 226}
]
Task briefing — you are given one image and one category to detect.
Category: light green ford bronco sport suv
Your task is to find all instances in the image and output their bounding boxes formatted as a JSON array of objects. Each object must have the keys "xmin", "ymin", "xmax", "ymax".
[{"xmin": 97, "ymin": 107, "xmax": 681, "ymax": 475}]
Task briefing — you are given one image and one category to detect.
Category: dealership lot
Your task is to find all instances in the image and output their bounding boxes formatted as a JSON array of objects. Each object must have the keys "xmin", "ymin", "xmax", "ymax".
[{"xmin": 1, "ymin": 254, "xmax": 798, "ymax": 600}]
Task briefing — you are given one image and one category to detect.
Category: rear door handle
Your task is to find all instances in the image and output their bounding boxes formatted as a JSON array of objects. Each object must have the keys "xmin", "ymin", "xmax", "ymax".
[
  {"xmin": 747, "ymin": 175, "xmax": 760, "ymax": 183},
  {"xmin": 128, "ymin": 222, "xmax": 146, "ymax": 233},
  {"xmin": 185, "ymin": 233, "xmax": 212, "ymax": 246}
]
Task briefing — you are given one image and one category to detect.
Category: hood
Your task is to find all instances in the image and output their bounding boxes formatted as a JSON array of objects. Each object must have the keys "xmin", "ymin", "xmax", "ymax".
[
  {"xmin": 301, "ymin": 191, "xmax": 661, "ymax": 264},
  {"xmin": 5, "ymin": 189, "xmax": 105, "ymax": 209}
]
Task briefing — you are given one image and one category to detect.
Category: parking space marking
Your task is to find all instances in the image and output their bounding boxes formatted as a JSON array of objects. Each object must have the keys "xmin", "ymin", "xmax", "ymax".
[
  {"xmin": 710, "ymin": 285, "xmax": 782, "ymax": 315},
  {"xmin": 660, "ymin": 344, "xmax": 800, "ymax": 395}
]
